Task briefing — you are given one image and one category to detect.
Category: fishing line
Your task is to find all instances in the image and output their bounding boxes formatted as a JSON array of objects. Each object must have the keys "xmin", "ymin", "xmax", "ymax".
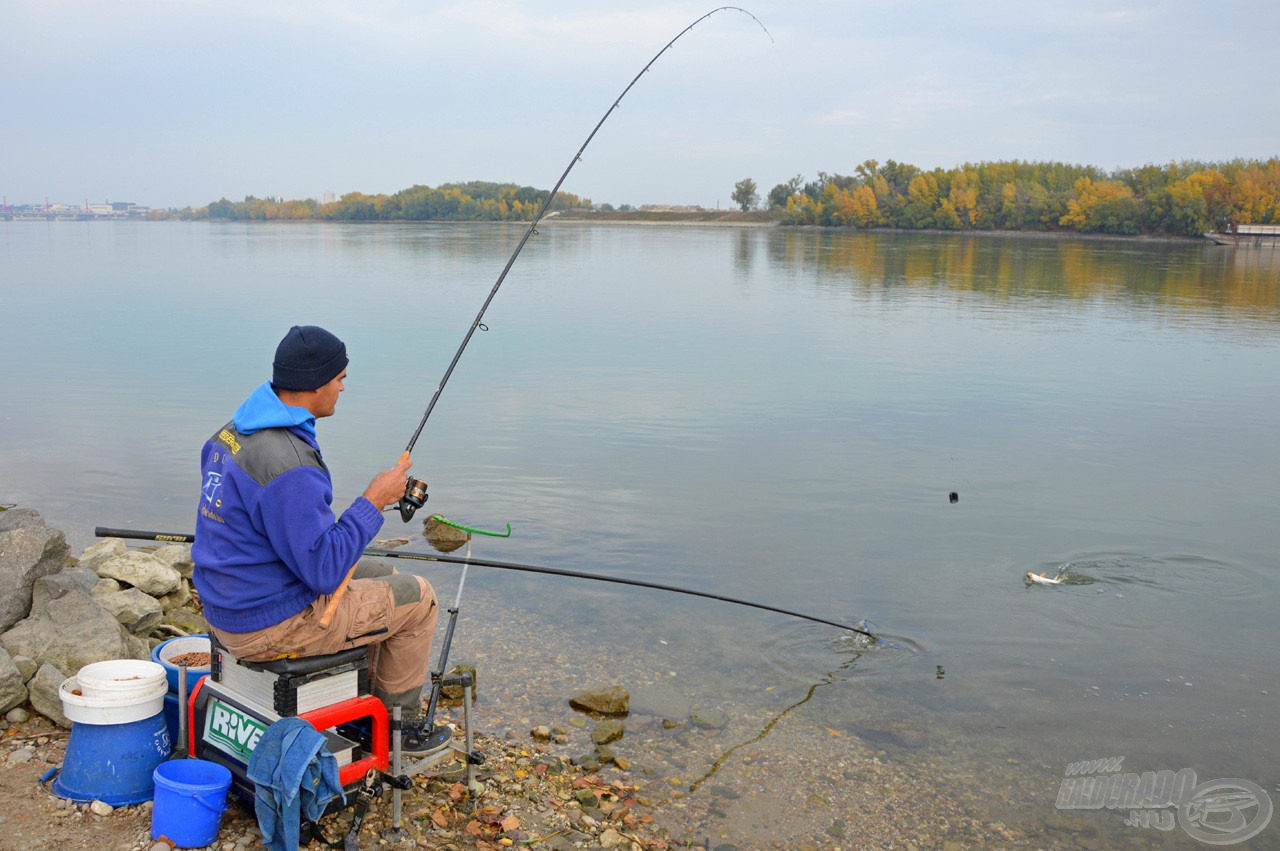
[{"xmin": 392, "ymin": 6, "xmax": 773, "ymax": 522}]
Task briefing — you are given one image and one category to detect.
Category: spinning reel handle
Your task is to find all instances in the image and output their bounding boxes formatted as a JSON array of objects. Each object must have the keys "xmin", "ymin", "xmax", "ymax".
[{"xmin": 397, "ymin": 476, "xmax": 429, "ymax": 523}]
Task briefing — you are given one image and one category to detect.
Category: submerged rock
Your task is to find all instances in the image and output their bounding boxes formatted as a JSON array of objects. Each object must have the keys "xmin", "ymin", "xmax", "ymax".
[
  {"xmin": 570, "ymin": 686, "xmax": 630, "ymax": 716},
  {"xmin": 591, "ymin": 719, "xmax": 624, "ymax": 745},
  {"xmin": 690, "ymin": 708, "xmax": 729, "ymax": 729},
  {"xmin": 630, "ymin": 682, "xmax": 690, "ymax": 721}
]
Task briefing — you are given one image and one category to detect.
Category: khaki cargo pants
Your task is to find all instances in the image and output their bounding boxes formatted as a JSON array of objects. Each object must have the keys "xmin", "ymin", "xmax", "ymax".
[{"xmin": 211, "ymin": 561, "xmax": 439, "ymax": 714}]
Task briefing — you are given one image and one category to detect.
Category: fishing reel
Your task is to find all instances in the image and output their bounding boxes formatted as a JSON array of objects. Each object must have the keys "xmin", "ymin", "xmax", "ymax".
[{"xmin": 397, "ymin": 476, "xmax": 429, "ymax": 523}]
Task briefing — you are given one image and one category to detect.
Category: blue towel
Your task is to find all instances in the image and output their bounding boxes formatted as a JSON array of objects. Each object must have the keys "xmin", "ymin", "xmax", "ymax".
[{"xmin": 246, "ymin": 717, "xmax": 346, "ymax": 851}]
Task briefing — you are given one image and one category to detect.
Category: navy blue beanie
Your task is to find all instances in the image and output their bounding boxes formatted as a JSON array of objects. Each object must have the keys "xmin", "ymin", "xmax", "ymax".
[{"xmin": 272, "ymin": 325, "xmax": 348, "ymax": 391}]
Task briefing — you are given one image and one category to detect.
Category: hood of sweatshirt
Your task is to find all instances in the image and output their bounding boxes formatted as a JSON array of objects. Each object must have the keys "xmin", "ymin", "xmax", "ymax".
[{"xmin": 233, "ymin": 382, "xmax": 317, "ymax": 437}]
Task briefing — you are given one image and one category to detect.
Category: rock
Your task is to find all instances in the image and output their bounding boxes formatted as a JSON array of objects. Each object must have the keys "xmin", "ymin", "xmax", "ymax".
[
  {"xmin": 6, "ymin": 706, "xmax": 29, "ymax": 724},
  {"xmin": 31, "ymin": 567, "xmax": 101, "ymax": 614},
  {"xmin": 0, "ymin": 515, "xmax": 71, "ymax": 632},
  {"xmin": 157, "ymin": 580, "xmax": 192, "ymax": 613},
  {"xmin": 592, "ymin": 719, "xmax": 624, "ymax": 745},
  {"xmin": 1, "ymin": 590, "xmax": 151, "ymax": 677},
  {"xmin": 0, "ymin": 649, "xmax": 28, "ymax": 714},
  {"xmin": 150, "ymin": 544, "xmax": 194, "ymax": 580},
  {"xmin": 89, "ymin": 800, "xmax": 114, "ymax": 816},
  {"xmin": 11, "ymin": 655, "xmax": 36, "ymax": 683},
  {"xmin": 442, "ymin": 663, "xmax": 477, "ymax": 700},
  {"xmin": 690, "ymin": 709, "xmax": 729, "ymax": 729},
  {"xmin": 9, "ymin": 747, "xmax": 35, "ymax": 764},
  {"xmin": 569, "ymin": 686, "xmax": 629, "ymax": 716},
  {"xmin": 28, "ymin": 663, "xmax": 71, "ymax": 728},
  {"xmin": 423, "ymin": 515, "xmax": 470, "ymax": 553},
  {"xmin": 91, "ymin": 578, "xmax": 122, "ymax": 595},
  {"xmin": 533, "ymin": 755, "xmax": 563, "ymax": 774},
  {"xmin": 614, "ymin": 755, "xmax": 631, "ymax": 771},
  {"xmin": 530, "ymin": 726, "xmax": 552, "ymax": 742},
  {"xmin": 96, "ymin": 589, "xmax": 164, "ymax": 635},
  {"xmin": 164, "ymin": 607, "xmax": 210, "ymax": 636},
  {"xmin": 629, "ymin": 682, "xmax": 690, "ymax": 720},
  {"xmin": 599, "ymin": 828, "xmax": 629, "ymax": 848},
  {"xmin": 77, "ymin": 538, "xmax": 126, "ymax": 573},
  {"xmin": 573, "ymin": 755, "xmax": 602, "ymax": 772},
  {"xmin": 95, "ymin": 551, "xmax": 181, "ymax": 596}
]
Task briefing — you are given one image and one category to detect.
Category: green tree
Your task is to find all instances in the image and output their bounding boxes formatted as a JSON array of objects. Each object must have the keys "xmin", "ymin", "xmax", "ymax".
[{"xmin": 731, "ymin": 178, "xmax": 760, "ymax": 211}]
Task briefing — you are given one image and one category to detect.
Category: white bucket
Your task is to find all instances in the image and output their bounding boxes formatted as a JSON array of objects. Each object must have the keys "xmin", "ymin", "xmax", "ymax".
[
  {"xmin": 76, "ymin": 660, "xmax": 167, "ymax": 699},
  {"xmin": 60, "ymin": 677, "xmax": 168, "ymax": 725}
]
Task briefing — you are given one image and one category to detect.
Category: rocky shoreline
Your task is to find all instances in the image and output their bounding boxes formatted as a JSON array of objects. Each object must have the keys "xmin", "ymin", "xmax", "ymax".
[{"xmin": 0, "ymin": 507, "xmax": 1119, "ymax": 849}]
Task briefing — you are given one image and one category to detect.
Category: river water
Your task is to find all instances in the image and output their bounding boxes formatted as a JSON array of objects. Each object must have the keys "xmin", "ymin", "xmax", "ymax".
[{"xmin": 2, "ymin": 221, "xmax": 1278, "ymax": 846}]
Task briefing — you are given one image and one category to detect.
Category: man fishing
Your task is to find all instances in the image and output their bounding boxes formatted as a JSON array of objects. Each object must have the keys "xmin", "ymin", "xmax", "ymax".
[{"xmin": 192, "ymin": 325, "xmax": 448, "ymax": 756}]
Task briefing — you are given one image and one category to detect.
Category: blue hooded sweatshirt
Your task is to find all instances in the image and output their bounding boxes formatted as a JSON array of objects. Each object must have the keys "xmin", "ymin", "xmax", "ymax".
[{"xmin": 192, "ymin": 382, "xmax": 384, "ymax": 633}]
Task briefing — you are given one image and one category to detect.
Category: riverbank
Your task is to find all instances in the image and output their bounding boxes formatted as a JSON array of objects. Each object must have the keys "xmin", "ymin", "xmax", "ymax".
[
  {"xmin": 546, "ymin": 210, "xmax": 1206, "ymax": 244},
  {"xmin": 0, "ymin": 510, "xmax": 1101, "ymax": 849}
]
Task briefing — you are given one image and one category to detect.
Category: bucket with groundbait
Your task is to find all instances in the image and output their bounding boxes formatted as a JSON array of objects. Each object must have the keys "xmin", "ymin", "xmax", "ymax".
[
  {"xmin": 152, "ymin": 635, "xmax": 212, "ymax": 743},
  {"xmin": 151, "ymin": 759, "xmax": 232, "ymax": 848},
  {"xmin": 76, "ymin": 659, "xmax": 167, "ymax": 699}
]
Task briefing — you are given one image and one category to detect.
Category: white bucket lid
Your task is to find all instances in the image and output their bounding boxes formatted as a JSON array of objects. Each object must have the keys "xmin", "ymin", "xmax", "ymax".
[
  {"xmin": 76, "ymin": 660, "xmax": 167, "ymax": 698},
  {"xmin": 60, "ymin": 676, "xmax": 168, "ymax": 725}
]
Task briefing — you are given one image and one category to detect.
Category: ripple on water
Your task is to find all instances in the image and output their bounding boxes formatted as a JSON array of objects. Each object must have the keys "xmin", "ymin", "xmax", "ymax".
[
  {"xmin": 759, "ymin": 620, "xmax": 927, "ymax": 685},
  {"xmin": 1030, "ymin": 551, "xmax": 1275, "ymax": 600}
]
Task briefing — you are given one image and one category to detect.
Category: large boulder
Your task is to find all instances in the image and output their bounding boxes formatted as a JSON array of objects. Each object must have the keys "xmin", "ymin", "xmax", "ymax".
[
  {"xmin": 0, "ymin": 648, "xmax": 28, "ymax": 714},
  {"xmin": 28, "ymin": 663, "xmax": 71, "ymax": 728},
  {"xmin": 31, "ymin": 566, "xmax": 100, "ymax": 613},
  {"xmin": 157, "ymin": 580, "xmax": 193, "ymax": 612},
  {"xmin": 0, "ymin": 590, "xmax": 150, "ymax": 675},
  {"xmin": 95, "ymin": 551, "xmax": 181, "ymax": 597},
  {"xmin": 150, "ymin": 544, "xmax": 195, "ymax": 580},
  {"xmin": 96, "ymin": 589, "xmax": 164, "ymax": 635},
  {"xmin": 0, "ymin": 511, "xmax": 71, "ymax": 632},
  {"xmin": 77, "ymin": 537, "xmax": 126, "ymax": 572}
]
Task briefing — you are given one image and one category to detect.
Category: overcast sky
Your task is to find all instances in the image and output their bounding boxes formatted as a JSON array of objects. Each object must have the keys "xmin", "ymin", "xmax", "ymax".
[{"xmin": 4, "ymin": 0, "xmax": 1278, "ymax": 209}]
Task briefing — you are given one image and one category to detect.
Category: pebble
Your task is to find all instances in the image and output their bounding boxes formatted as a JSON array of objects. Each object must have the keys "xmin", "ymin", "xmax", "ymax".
[
  {"xmin": 90, "ymin": 800, "xmax": 114, "ymax": 816},
  {"xmin": 5, "ymin": 708, "xmax": 29, "ymax": 724},
  {"xmin": 9, "ymin": 747, "xmax": 35, "ymax": 763}
]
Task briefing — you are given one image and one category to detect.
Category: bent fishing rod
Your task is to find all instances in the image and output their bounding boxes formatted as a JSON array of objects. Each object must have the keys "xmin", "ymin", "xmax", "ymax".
[
  {"xmin": 392, "ymin": 6, "xmax": 772, "ymax": 523},
  {"xmin": 94, "ymin": 526, "xmax": 877, "ymax": 640}
]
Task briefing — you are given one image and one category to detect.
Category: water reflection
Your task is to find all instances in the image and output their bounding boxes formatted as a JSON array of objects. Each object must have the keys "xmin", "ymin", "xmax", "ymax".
[{"xmin": 759, "ymin": 230, "xmax": 1280, "ymax": 323}]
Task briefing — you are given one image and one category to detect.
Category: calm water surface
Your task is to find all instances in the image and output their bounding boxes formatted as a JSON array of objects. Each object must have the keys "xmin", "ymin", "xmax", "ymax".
[{"xmin": 3, "ymin": 221, "xmax": 1278, "ymax": 844}]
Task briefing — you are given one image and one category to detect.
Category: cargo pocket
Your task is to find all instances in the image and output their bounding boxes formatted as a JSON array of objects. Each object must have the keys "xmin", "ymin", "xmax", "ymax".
[{"xmin": 345, "ymin": 580, "xmax": 393, "ymax": 643}]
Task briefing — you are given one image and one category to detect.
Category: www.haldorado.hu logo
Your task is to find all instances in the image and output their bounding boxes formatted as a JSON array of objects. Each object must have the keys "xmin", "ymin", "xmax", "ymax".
[{"xmin": 1055, "ymin": 757, "xmax": 1272, "ymax": 845}]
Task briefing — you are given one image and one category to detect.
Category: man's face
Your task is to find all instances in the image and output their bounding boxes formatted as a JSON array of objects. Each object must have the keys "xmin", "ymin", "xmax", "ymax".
[{"xmin": 312, "ymin": 369, "xmax": 346, "ymax": 418}]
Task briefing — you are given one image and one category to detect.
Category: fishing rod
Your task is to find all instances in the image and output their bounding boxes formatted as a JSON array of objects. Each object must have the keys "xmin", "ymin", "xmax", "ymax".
[
  {"xmin": 93, "ymin": 526, "xmax": 878, "ymax": 640},
  {"xmin": 392, "ymin": 6, "xmax": 772, "ymax": 524}
]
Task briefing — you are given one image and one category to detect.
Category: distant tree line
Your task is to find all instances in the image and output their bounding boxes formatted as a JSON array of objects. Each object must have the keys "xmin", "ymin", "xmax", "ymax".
[
  {"xmin": 734, "ymin": 158, "xmax": 1280, "ymax": 237},
  {"xmin": 162, "ymin": 181, "xmax": 589, "ymax": 222}
]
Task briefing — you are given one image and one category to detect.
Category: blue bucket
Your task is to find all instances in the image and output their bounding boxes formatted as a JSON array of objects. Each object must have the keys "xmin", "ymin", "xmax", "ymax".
[
  {"xmin": 151, "ymin": 759, "xmax": 232, "ymax": 848},
  {"xmin": 152, "ymin": 635, "xmax": 212, "ymax": 745},
  {"xmin": 52, "ymin": 712, "xmax": 171, "ymax": 805}
]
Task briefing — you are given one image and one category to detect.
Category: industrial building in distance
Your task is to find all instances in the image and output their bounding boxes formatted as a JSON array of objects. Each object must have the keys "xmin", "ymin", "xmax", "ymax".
[{"xmin": 2, "ymin": 200, "xmax": 151, "ymax": 220}]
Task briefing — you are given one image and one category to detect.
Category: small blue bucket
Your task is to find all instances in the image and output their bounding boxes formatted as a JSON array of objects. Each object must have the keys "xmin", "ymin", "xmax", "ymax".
[{"xmin": 151, "ymin": 759, "xmax": 232, "ymax": 848}]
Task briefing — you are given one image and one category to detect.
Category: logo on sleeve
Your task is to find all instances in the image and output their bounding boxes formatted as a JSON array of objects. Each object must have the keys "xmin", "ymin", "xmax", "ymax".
[{"xmin": 202, "ymin": 471, "xmax": 223, "ymax": 503}]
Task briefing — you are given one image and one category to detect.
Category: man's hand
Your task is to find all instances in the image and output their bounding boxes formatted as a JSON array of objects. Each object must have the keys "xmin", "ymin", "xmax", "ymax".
[{"xmin": 363, "ymin": 454, "xmax": 413, "ymax": 510}]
